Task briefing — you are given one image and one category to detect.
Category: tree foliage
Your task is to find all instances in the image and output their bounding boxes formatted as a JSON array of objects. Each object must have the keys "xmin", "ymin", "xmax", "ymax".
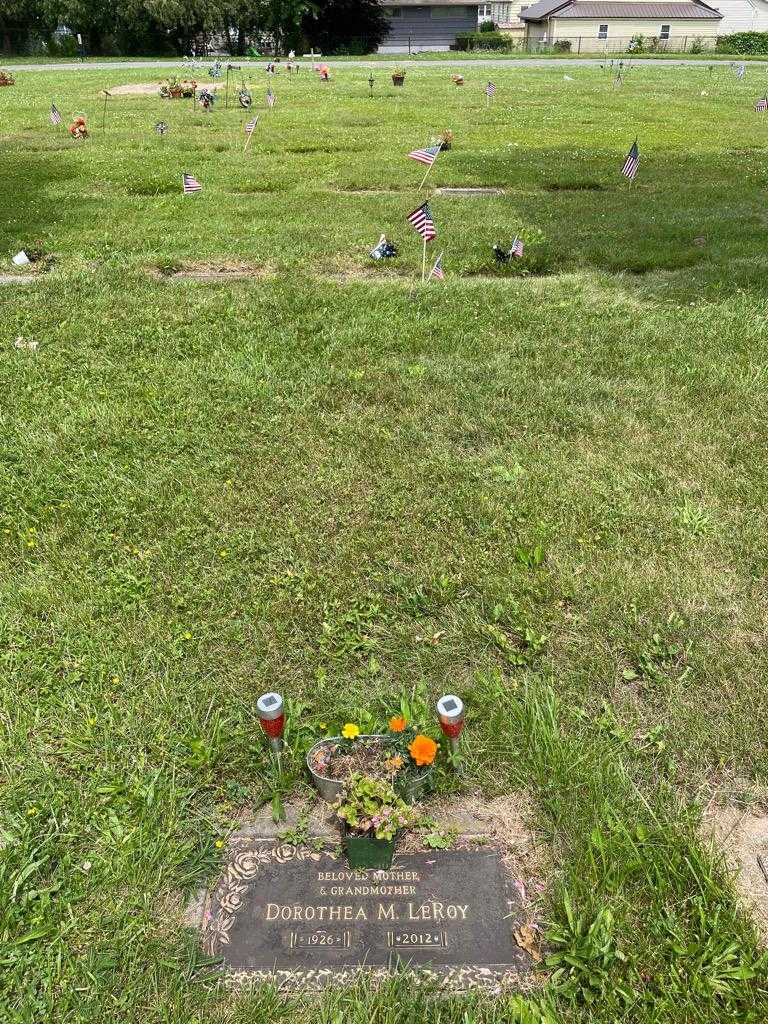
[{"xmin": 0, "ymin": 0, "xmax": 384, "ymax": 53}]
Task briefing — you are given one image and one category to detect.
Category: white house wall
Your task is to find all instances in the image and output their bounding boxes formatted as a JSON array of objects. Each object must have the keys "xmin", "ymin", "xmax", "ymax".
[
  {"xmin": 546, "ymin": 14, "xmax": 720, "ymax": 47},
  {"xmin": 707, "ymin": 0, "xmax": 768, "ymax": 33}
]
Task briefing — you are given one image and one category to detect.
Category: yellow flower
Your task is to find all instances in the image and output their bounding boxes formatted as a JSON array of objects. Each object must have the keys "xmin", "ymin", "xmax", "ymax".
[
  {"xmin": 319, "ymin": 722, "xmax": 328, "ymax": 731},
  {"xmin": 341, "ymin": 723, "xmax": 360, "ymax": 740},
  {"xmin": 215, "ymin": 839, "xmax": 224, "ymax": 849}
]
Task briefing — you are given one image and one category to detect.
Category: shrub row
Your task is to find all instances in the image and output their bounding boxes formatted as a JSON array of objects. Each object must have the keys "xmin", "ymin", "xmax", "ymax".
[{"xmin": 716, "ymin": 31, "xmax": 768, "ymax": 53}]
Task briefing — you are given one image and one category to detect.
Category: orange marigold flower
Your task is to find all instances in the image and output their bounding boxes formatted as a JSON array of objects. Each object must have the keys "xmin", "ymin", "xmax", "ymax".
[
  {"xmin": 408, "ymin": 734, "xmax": 438, "ymax": 766},
  {"xmin": 389, "ymin": 716, "xmax": 407, "ymax": 733}
]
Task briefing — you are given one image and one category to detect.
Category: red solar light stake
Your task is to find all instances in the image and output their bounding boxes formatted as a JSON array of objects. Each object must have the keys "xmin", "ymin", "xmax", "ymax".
[
  {"xmin": 257, "ymin": 692, "xmax": 284, "ymax": 751},
  {"xmin": 436, "ymin": 694, "xmax": 465, "ymax": 756}
]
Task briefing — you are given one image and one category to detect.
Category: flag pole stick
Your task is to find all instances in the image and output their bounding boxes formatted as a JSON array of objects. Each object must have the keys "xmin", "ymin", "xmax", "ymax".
[
  {"xmin": 421, "ymin": 236, "xmax": 427, "ymax": 284},
  {"xmin": 226, "ymin": 65, "xmax": 230, "ymax": 109},
  {"xmin": 101, "ymin": 91, "xmax": 108, "ymax": 130},
  {"xmin": 418, "ymin": 157, "xmax": 436, "ymax": 190}
]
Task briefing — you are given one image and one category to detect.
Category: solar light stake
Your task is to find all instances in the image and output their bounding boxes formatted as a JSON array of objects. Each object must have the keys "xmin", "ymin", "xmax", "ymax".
[
  {"xmin": 437, "ymin": 694, "xmax": 465, "ymax": 757},
  {"xmin": 257, "ymin": 691, "xmax": 285, "ymax": 752}
]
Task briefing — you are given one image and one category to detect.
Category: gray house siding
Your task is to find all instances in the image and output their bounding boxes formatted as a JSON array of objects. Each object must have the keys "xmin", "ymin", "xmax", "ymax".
[{"xmin": 379, "ymin": 6, "xmax": 479, "ymax": 51}]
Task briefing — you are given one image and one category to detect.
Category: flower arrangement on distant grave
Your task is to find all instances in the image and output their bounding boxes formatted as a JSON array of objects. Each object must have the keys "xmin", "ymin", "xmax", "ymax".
[
  {"xmin": 0, "ymin": 70, "xmax": 15, "ymax": 86},
  {"xmin": 160, "ymin": 77, "xmax": 197, "ymax": 99},
  {"xmin": 451, "ymin": 74, "xmax": 464, "ymax": 86},
  {"xmin": 439, "ymin": 129, "xmax": 454, "ymax": 151},
  {"xmin": 391, "ymin": 68, "xmax": 406, "ymax": 86},
  {"xmin": 198, "ymin": 88, "xmax": 216, "ymax": 110},
  {"xmin": 69, "ymin": 116, "xmax": 88, "ymax": 140}
]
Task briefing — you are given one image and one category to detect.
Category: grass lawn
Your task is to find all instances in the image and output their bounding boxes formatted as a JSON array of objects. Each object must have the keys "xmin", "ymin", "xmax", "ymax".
[{"xmin": 2, "ymin": 61, "xmax": 768, "ymax": 1022}]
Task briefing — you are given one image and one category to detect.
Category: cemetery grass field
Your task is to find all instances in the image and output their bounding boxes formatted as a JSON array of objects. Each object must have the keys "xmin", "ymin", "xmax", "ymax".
[{"xmin": 3, "ymin": 63, "xmax": 768, "ymax": 1022}]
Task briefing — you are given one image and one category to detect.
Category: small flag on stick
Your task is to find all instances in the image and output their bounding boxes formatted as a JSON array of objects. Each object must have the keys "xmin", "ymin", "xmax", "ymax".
[
  {"xmin": 407, "ymin": 201, "xmax": 436, "ymax": 242},
  {"xmin": 182, "ymin": 172, "xmax": 202, "ymax": 194},
  {"xmin": 756, "ymin": 96, "xmax": 768, "ymax": 112},
  {"xmin": 486, "ymin": 81, "xmax": 496, "ymax": 98},
  {"xmin": 266, "ymin": 86, "xmax": 276, "ymax": 108},
  {"xmin": 408, "ymin": 145, "xmax": 440, "ymax": 167},
  {"xmin": 155, "ymin": 120, "xmax": 168, "ymax": 136},
  {"xmin": 428, "ymin": 252, "xmax": 445, "ymax": 281},
  {"xmin": 50, "ymin": 103, "xmax": 62, "ymax": 125},
  {"xmin": 511, "ymin": 236, "xmax": 524, "ymax": 258},
  {"xmin": 736, "ymin": 62, "xmax": 746, "ymax": 79},
  {"xmin": 621, "ymin": 139, "xmax": 639, "ymax": 181},
  {"xmin": 245, "ymin": 116, "xmax": 259, "ymax": 135}
]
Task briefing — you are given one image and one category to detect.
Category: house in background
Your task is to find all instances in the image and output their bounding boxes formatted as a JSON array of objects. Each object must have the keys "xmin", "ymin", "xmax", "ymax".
[
  {"xmin": 519, "ymin": 0, "xmax": 722, "ymax": 49},
  {"xmin": 708, "ymin": 0, "xmax": 768, "ymax": 31},
  {"xmin": 379, "ymin": 0, "xmax": 480, "ymax": 51},
  {"xmin": 478, "ymin": 1, "xmax": 532, "ymax": 39}
]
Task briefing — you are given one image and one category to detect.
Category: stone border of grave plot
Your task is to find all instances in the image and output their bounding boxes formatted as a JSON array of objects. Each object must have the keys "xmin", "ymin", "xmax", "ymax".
[{"xmin": 0, "ymin": 274, "xmax": 36, "ymax": 285}]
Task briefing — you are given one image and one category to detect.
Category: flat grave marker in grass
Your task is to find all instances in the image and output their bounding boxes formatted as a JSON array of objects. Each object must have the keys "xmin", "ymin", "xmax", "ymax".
[{"xmin": 203, "ymin": 841, "xmax": 530, "ymax": 990}]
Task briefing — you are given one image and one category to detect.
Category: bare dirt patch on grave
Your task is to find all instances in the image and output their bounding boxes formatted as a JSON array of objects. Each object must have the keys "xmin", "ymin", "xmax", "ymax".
[
  {"xmin": 702, "ymin": 803, "xmax": 768, "ymax": 941},
  {"xmin": 148, "ymin": 261, "xmax": 273, "ymax": 282}
]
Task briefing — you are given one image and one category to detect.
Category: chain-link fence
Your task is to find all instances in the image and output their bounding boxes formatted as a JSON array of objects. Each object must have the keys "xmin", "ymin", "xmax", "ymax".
[{"xmin": 459, "ymin": 33, "xmax": 720, "ymax": 54}]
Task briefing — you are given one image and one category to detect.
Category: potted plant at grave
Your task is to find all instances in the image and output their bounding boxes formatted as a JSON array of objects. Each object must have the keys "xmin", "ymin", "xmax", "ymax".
[
  {"xmin": 307, "ymin": 716, "xmax": 440, "ymax": 804},
  {"xmin": 451, "ymin": 74, "xmax": 464, "ymax": 86},
  {"xmin": 391, "ymin": 68, "xmax": 406, "ymax": 87},
  {"xmin": 160, "ymin": 76, "xmax": 197, "ymax": 99},
  {"xmin": 0, "ymin": 70, "xmax": 15, "ymax": 86},
  {"xmin": 335, "ymin": 773, "xmax": 413, "ymax": 869}
]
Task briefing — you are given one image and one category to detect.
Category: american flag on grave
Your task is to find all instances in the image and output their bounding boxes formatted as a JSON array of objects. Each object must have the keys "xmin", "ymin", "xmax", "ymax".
[
  {"xmin": 245, "ymin": 117, "xmax": 259, "ymax": 135},
  {"xmin": 407, "ymin": 145, "xmax": 440, "ymax": 167},
  {"xmin": 736, "ymin": 62, "xmax": 746, "ymax": 79},
  {"xmin": 510, "ymin": 236, "xmax": 524, "ymax": 258},
  {"xmin": 756, "ymin": 96, "xmax": 768, "ymax": 112},
  {"xmin": 621, "ymin": 140, "xmax": 639, "ymax": 180},
  {"xmin": 182, "ymin": 172, "xmax": 202, "ymax": 194},
  {"xmin": 155, "ymin": 121, "xmax": 168, "ymax": 136},
  {"xmin": 370, "ymin": 234, "xmax": 398, "ymax": 259},
  {"xmin": 486, "ymin": 81, "xmax": 497, "ymax": 97},
  {"xmin": 266, "ymin": 87, "xmax": 276, "ymax": 107},
  {"xmin": 430, "ymin": 252, "xmax": 445, "ymax": 280},
  {"xmin": 50, "ymin": 103, "xmax": 62, "ymax": 125},
  {"xmin": 407, "ymin": 201, "xmax": 436, "ymax": 241}
]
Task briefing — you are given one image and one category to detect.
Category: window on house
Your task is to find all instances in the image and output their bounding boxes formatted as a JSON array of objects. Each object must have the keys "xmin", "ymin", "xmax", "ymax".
[
  {"xmin": 479, "ymin": 3, "xmax": 493, "ymax": 17},
  {"xmin": 659, "ymin": 23, "xmax": 670, "ymax": 37},
  {"xmin": 386, "ymin": 6, "xmax": 402, "ymax": 14},
  {"xmin": 432, "ymin": 4, "xmax": 467, "ymax": 14},
  {"xmin": 598, "ymin": 23, "xmax": 608, "ymax": 37}
]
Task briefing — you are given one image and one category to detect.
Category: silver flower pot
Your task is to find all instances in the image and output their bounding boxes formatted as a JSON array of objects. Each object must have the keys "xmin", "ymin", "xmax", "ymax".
[{"xmin": 306, "ymin": 735, "xmax": 434, "ymax": 804}]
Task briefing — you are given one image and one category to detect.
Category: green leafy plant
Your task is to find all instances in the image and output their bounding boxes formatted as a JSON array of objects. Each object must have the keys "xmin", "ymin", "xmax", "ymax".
[{"xmin": 335, "ymin": 774, "xmax": 413, "ymax": 840}]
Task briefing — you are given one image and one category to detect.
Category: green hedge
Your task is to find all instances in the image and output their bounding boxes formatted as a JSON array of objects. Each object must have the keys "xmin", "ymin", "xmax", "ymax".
[
  {"xmin": 454, "ymin": 31, "xmax": 512, "ymax": 51},
  {"xmin": 716, "ymin": 31, "xmax": 768, "ymax": 53}
]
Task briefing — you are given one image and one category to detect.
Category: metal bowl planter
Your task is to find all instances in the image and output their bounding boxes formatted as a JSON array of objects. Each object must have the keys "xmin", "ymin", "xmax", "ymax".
[
  {"xmin": 307, "ymin": 735, "xmax": 435, "ymax": 805},
  {"xmin": 391, "ymin": 74, "xmax": 406, "ymax": 87}
]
